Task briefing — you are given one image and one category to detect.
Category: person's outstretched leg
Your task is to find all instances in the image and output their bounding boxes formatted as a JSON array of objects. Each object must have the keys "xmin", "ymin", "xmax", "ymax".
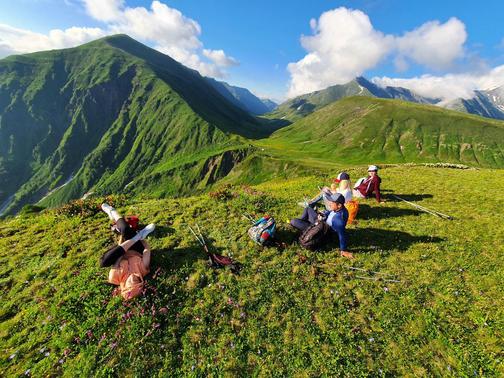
[
  {"xmin": 291, "ymin": 207, "xmax": 318, "ymax": 231},
  {"xmin": 101, "ymin": 203, "xmax": 121, "ymax": 222},
  {"xmin": 100, "ymin": 224, "xmax": 155, "ymax": 267}
]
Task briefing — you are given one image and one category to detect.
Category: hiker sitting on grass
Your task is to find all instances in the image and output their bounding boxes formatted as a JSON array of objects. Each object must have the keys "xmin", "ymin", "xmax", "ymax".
[
  {"xmin": 301, "ymin": 172, "xmax": 353, "ymax": 210},
  {"xmin": 291, "ymin": 193, "xmax": 354, "ymax": 259},
  {"xmin": 100, "ymin": 203, "xmax": 155, "ymax": 300},
  {"xmin": 353, "ymin": 165, "xmax": 384, "ymax": 203}
]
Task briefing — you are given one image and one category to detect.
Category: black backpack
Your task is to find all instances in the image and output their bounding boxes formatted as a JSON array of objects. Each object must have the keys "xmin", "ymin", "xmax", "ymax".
[{"xmin": 299, "ymin": 221, "xmax": 330, "ymax": 250}]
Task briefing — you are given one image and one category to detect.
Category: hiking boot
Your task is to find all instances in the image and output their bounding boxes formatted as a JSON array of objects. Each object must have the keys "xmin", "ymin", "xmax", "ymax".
[
  {"xmin": 132, "ymin": 223, "xmax": 155, "ymax": 241},
  {"xmin": 101, "ymin": 203, "xmax": 115, "ymax": 220}
]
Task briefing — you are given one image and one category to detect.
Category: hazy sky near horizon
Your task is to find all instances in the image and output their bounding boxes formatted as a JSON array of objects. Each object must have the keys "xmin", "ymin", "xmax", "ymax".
[{"xmin": 0, "ymin": 0, "xmax": 503, "ymax": 101}]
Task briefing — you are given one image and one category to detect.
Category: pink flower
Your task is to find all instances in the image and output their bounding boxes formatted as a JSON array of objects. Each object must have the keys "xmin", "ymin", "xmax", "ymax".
[{"xmin": 159, "ymin": 307, "xmax": 168, "ymax": 314}]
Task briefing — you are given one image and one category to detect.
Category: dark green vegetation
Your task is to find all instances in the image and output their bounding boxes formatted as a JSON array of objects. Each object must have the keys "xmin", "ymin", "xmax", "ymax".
[
  {"xmin": 261, "ymin": 97, "xmax": 504, "ymax": 168},
  {"xmin": 0, "ymin": 34, "xmax": 275, "ymax": 215},
  {"xmin": 1, "ymin": 166, "xmax": 503, "ymax": 376}
]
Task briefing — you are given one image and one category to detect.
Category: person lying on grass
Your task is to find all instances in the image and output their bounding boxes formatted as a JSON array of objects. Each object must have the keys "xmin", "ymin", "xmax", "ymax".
[
  {"xmin": 100, "ymin": 203, "xmax": 155, "ymax": 300},
  {"xmin": 291, "ymin": 192, "xmax": 354, "ymax": 259},
  {"xmin": 353, "ymin": 165, "xmax": 385, "ymax": 203}
]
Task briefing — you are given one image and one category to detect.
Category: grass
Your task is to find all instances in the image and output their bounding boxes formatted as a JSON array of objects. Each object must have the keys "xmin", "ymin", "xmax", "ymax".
[
  {"xmin": 259, "ymin": 97, "xmax": 504, "ymax": 168},
  {"xmin": 1, "ymin": 165, "xmax": 504, "ymax": 376}
]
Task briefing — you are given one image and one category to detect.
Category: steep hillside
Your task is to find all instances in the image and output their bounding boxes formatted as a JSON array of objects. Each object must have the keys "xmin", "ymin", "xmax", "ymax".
[
  {"xmin": 267, "ymin": 77, "xmax": 437, "ymax": 122},
  {"xmin": 260, "ymin": 98, "xmax": 277, "ymax": 112},
  {"xmin": 0, "ymin": 35, "xmax": 268, "ymax": 214},
  {"xmin": 1, "ymin": 166, "xmax": 503, "ymax": 376},
  {"xmin": 260, "ymin": 96, "xmax": 504, "ymax": 167},
  {"xmin": 205, "ymin": 78, "xmax": 274, "ymax": 115}
]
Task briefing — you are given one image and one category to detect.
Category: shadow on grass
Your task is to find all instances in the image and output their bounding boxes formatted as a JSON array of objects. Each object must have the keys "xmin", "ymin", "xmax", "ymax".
[
  {"xmin": 383, "ymin": 193, "xmax": 434, "ymax": 202},
  {"xmin": 358, "ymin": 204, "xmax": 422, "ymax": 220},
  {"xmin": 339, "ymin": 227, "xmax": 443, "ymax": 253},
  {"xmin": 150, "ymin": 225, "xmax": 175, "ymax": 238},
  {"xmin": 153, "ymin": 237, "xmax": 226, "ymax": 271}
]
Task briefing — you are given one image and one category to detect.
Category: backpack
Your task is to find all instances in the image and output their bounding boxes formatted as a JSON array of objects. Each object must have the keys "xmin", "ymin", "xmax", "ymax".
[
  {"xmin": 345, "ymin": 200, "xmax": 359, "ymax": 224},
  {"xmin": 125, "ymin": 216, "xmax": 139, "ymax": 231},
  {"xmin": 248, "ymin": 215, "xmax": 276, "ymax": 246},
  {"xmin": 299, "ymin": 221, "xmax": 330, "ymax": 250}
]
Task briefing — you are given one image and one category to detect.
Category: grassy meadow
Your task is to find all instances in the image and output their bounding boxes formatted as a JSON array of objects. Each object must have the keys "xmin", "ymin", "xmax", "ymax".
[{"xmin": 1, "ymin": 165, "xmax": 503, "ymax": 376}]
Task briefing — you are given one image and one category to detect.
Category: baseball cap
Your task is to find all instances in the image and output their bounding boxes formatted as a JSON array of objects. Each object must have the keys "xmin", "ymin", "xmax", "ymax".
[
  {"xmin": 333, "ymin": 171, "xmax": 350, "ymax": 183},
  {"xmin": 368, "ymin": 165, "xmax": 378, "ymax": 172},
  {"xmin": 324, "ymin": 192, "xmax": 345, "ymax": 204}
]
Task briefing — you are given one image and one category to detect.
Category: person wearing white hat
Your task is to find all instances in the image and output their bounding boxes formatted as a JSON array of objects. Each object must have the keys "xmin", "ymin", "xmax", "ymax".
[{"xmin": 352, "ymin": 165, "xmax": 384, "ymax": 203}]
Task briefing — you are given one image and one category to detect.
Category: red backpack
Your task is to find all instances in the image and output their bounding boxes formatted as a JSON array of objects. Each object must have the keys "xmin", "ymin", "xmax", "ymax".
[{"xmin": 125, "ymin": 216, "xmax": 139, "ymax": 231}]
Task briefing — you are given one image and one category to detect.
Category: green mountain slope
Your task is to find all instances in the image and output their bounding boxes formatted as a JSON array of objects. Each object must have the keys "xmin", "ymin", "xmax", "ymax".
[
  {"xmin": 0, "ymin": 35, "xmax": 268, "ymax": 214},
  {"xmin": 1, "ymin": 166, "xmax": 503, "ymax": 376},
  {"xmin": 260, "ymin": 96, "xmax": 504, "ymax": 167},
  {"xmin": 267, "ymin": 77, "xmax": 437, "ymax": 122}
]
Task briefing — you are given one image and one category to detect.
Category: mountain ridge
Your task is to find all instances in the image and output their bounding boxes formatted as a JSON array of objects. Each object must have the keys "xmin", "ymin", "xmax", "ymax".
[{"xmin": 0, "ymin": 34, "xmax": 270, "ymax": 214}]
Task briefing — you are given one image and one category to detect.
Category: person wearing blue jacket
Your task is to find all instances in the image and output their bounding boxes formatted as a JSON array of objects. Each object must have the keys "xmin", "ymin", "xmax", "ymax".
[{"xmin": 291, "ymin": 192, "xmax": 354, "ymax": 259}]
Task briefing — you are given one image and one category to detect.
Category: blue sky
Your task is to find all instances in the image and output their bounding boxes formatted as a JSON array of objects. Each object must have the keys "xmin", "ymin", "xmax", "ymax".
[{"xmin": 0, "ymin": 0, "xmax": 503, "ymax": 101}]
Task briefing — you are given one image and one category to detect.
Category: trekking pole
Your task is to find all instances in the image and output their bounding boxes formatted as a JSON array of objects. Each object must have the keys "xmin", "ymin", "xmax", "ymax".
[
  {"xmin": 195, "ymin": 223, "xmax": 211, "ymax": 254},
  {"xmin": 187, "ymin": 224, "xmax": 205, "ymax": 247},
  {"xmin": 391, "ymin": 195, "xmax": 453, "ymax": 220}
]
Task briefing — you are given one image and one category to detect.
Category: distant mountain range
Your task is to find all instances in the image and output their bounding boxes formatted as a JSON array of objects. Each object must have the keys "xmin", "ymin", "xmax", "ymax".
[
  {"xmin": 443, "ymin": 86, "xmax": 504, "ymax": 120},
  {"xmin": 205, "ymin": 78, "xmax": 277, "ymax": 115},
  {"xmin": 269, "ymin": 76, "xmax": 504, "ymax": 122},
  {"xmin": 0, "ymin": 35, "xmax": 503, "ymax": 215}
]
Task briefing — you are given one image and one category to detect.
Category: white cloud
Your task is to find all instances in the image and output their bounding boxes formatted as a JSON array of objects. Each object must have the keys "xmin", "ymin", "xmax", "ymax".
[
  {"xmin": 395, "ymin": 17, "xmax": 467, "ymax": 71},
  {"xmin": 85, "ymin": 0, "xmax": 238, "ymax": 77},
  {"xmin": 202, "ymin": 49, "xmax": 238, "ymax": 67},
  {"xmin": 373, "ymin": 65, "xmax": 504, "ymax": 101},
  {"xmin": 0, "ymin": 1, "xmax": 237, "ymax": 78},
  {"xmin": 287, "ymin": 8, "xmax": 393, "ymax": 97},
  {"xmin": 0, "ymin": 23, "xmax": 105, "ymax": 58},
  {"xmin": 287, "ymin": 7, "xmax": 469, "ymax": 98},
  {"xmin": 83, "ymin": 0, "xmax": 124, "ymax": 22}
]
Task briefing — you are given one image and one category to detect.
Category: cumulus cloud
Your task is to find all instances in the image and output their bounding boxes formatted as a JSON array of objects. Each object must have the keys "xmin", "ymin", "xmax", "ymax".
[
  {"xmin": 84, "ymin": 0, "xmax": 238, "ymax": 77},
  {"xmin": 287, "ymin": 7, "xmax": 469, "ymax": 97},
  {"xmin": 0, "ymin": 1, "xmax": 237, "ymax": 78},
  {"xmin": 203, "ymin": 49, "xmax": 239, "ymax": 67},
  {"xmin": 0, "ymin": 23, "xmax": 105, "ymax": 58},
  {"xmin": 395, "ymin": 17, "xmax": 467, "ymax": 71},
  {"xmin": 287, "ymin": 8, "xmax": 393, "ymax": 97},
  {"xmin": 83, "ymin": 0, "xmax": 124, "ymax": 22},
  {"xmin": 373, "ymin": 65, "xmax": 504, "ymax": 101}
]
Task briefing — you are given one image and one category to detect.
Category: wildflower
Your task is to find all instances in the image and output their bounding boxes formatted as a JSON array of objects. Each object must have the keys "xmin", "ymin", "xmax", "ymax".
[
  {"xmin": 44, "ymin": 352, "xmax": 50, "ymax": 357},
  {"xmin": 63, "ymin": 349, "xmax": 70, "ymax": 356},
  {"xmin": 368, "ymin": 337, "xmax": 375, "ymax": 342},
  {"xmin": 383, "ymin": 287, "xmax": 389, "ymax": 292},
  {"xmin": 9, "ymin": 353, "xmax": 16, "ymax": 360},
  {"xmin": 109, "ymin": 342, "xmax": 117, "ymax": 350},
  {"xmin": 39, "ymin": 347, "xmax": 46, "ymax": 354},
  {"xmin": 24, "ymin": 369, "xmax": 31, "ymax": 376},
  {"xmin": 59, "ymin": 359, "xmax": 64, "ymax": 364},
  {"xmin": 86, "ymin": 330, "xmax": 93, "ymax": 339},
  {"xmin": 153, "ymin": 323, "xmax": 161, "ymax": 329},
  {"xmin": 159, "ymin": 307, "xmax": 168, "ymax": 314}
]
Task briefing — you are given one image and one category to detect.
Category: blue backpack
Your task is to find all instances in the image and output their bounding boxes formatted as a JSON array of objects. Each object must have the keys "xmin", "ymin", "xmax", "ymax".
[{"xmin": 248, "ymin": 215, "xmax": 276, "ymax": 246}]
